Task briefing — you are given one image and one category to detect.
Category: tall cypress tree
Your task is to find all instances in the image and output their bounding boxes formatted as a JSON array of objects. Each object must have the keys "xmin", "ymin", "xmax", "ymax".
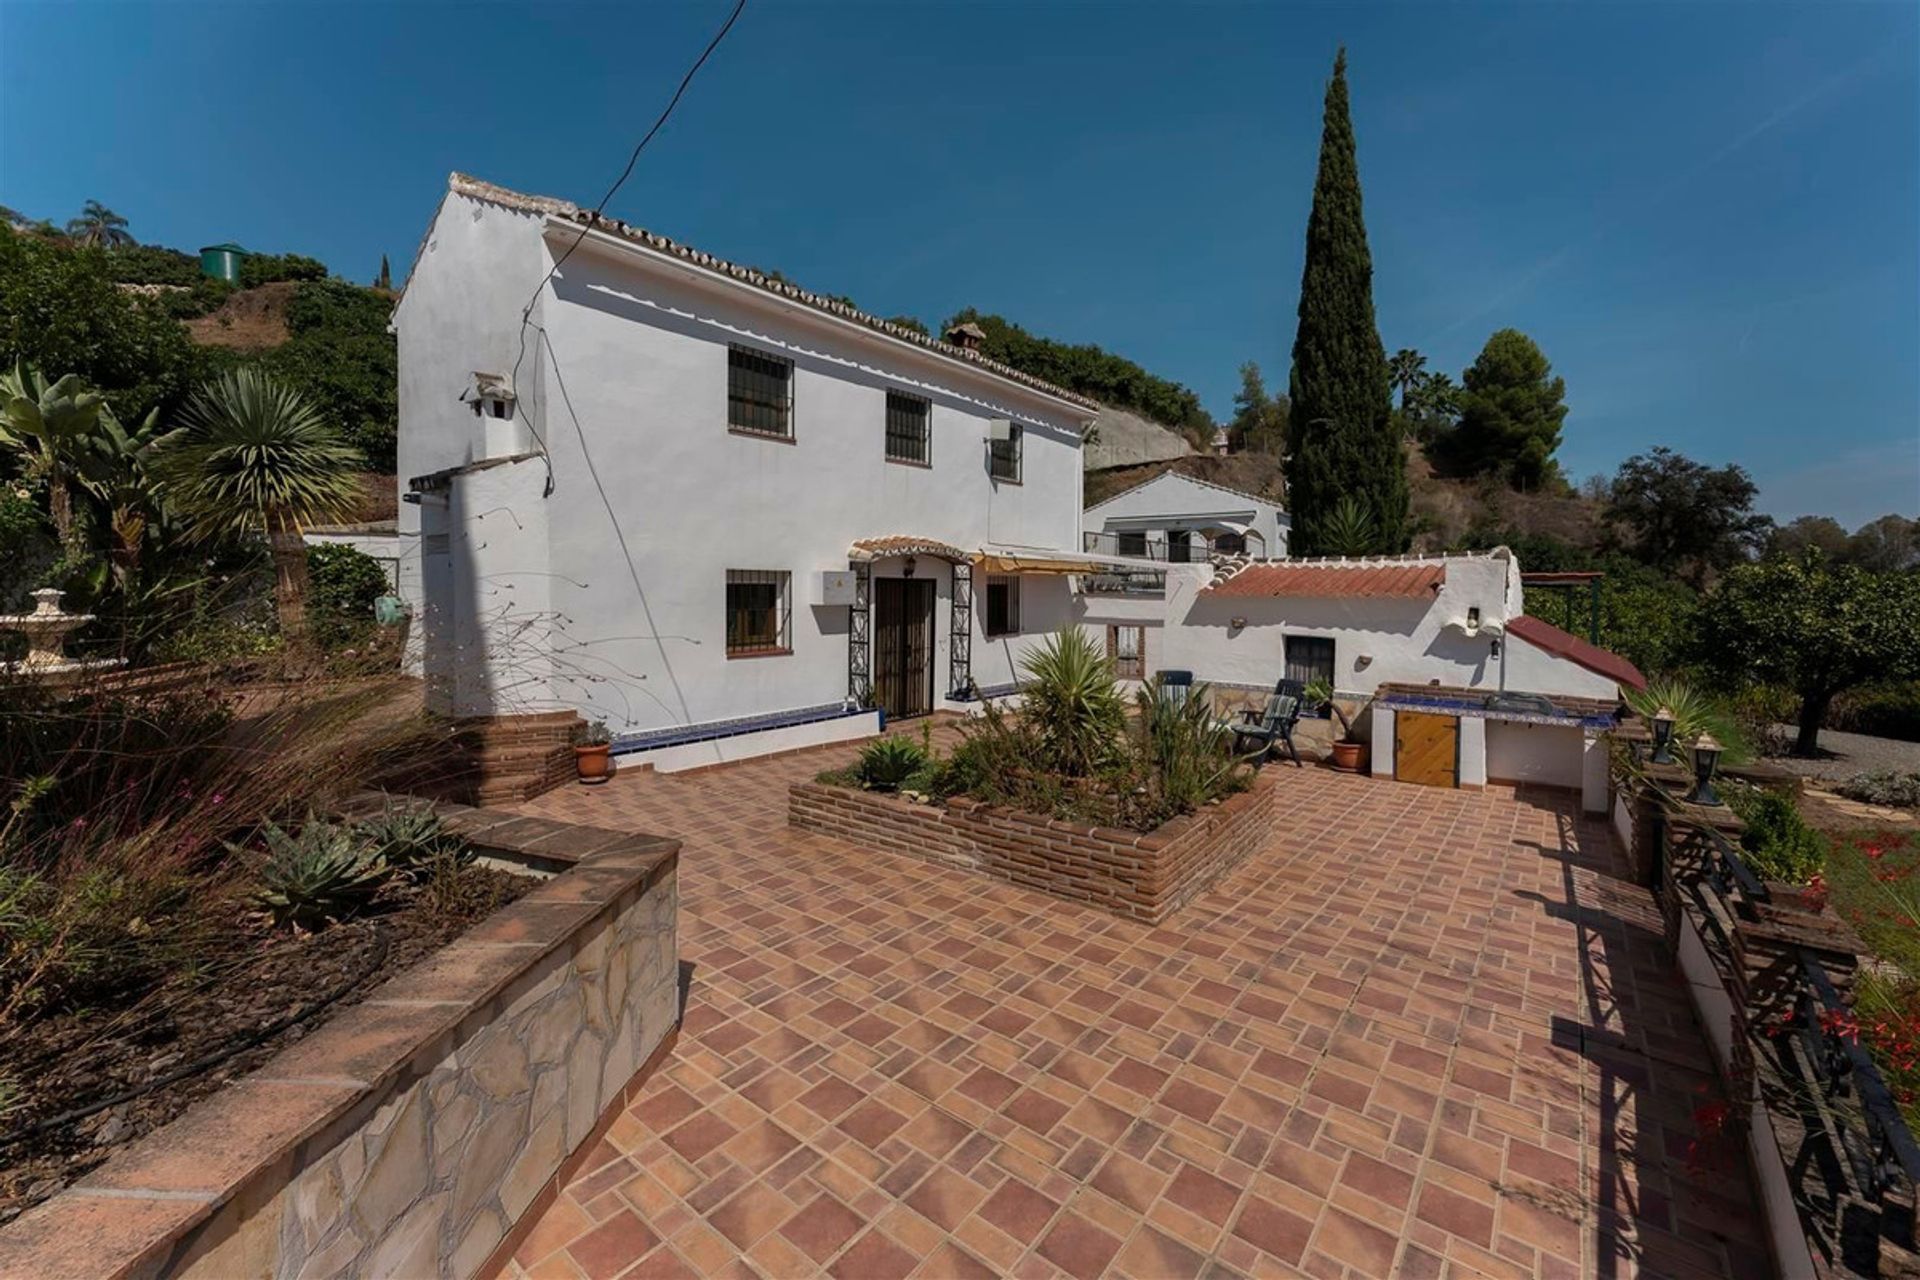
[{"xmin": 1286, "ymin": 49, "xmax": 1404, "ymax": 555}]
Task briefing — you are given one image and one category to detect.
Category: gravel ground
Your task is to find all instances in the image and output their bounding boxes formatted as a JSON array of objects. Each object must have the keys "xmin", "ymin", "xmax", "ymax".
[{"xmin": 1768, "ymin": 726, "xmax": 1920, "ymax": 782}]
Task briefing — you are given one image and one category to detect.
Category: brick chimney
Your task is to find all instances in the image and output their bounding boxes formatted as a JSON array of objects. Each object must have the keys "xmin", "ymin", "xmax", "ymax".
[{"xmin": 944, "ymin": 321, "xmax": 986, "ymax": 353}]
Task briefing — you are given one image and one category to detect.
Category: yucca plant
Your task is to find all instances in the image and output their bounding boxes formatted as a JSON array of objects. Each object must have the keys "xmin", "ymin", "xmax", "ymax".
[
  {"xmin": 151, "ymin": 369, "xmax": 363, "ymax": 646},
  {"xmin": 1018, "ymin": 629, "xmax": 1125, "ymax": 777},
  {"xmin": 856, "ymin": 737, "xmax": 928, "ymax": 792},
  {"xmin": 1317, "ymin": 495, "xmax": 1379, "ymax": 557},
  {"xmin": 246, "ymin": 815, "xmax": 391, "ymax": 931},
  {"xmin": 1624, "ymin": 677, "xmax": 1751, "ymax": 765},
  {"xmin": 1134, "ymin": 678, "xmax": 1249, "ymax": 814},
  {"xmin": 354, "ymin": 800, "xmax": 468, "ymax": 882}
]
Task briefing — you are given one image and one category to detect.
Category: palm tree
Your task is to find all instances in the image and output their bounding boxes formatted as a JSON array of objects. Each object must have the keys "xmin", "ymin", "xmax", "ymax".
[
  {"xmin": 152, "ymin": 369, "xmax": 361, "ymax": 645},
  {"xmin": 1388, "ymin": 349, "xmax": 1427, "ymax": 411},
  {"xmin": 0, "ymin": 363, "xmax": 109, "ymax": 556},
  {"xmin": 65, "ymin": 199, "xmax": 135, "ymax": 249}
]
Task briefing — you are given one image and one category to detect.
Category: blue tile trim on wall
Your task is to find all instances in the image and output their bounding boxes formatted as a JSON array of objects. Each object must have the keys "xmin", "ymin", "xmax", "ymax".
[
  {"xmin": 611, "ymin": 702, "xmax": 870, "ymax": 755},
  {"xmin": 1376, "ymin": 692, "xmax": 1616, "ymax": 731}
]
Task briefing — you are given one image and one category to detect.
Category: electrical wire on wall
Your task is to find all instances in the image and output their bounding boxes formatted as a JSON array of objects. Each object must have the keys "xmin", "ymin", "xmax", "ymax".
[{"xmin": 506, "ymin": 0, "xmax": 748, "ymax": 497}]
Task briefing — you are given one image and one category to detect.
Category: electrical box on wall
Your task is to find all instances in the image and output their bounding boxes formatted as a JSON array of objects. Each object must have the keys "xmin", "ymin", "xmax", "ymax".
[{"xmin": 815, "ymin": 570, "xmax": 858, "ymax": 606}]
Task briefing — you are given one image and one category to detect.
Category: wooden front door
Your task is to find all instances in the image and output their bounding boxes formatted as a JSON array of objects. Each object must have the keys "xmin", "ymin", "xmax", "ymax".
[
  {"xmin": 1395, "ymin": 711, "xmax": 1459, "ymax": 788},
  {"xmin": 873, "ymin": 577, "xmax": 935, "ymax": 720}
]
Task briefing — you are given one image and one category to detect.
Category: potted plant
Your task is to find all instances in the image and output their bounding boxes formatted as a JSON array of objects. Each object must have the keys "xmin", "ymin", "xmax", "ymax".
[
  {"xmin": 1304, "ymin": 679, "xmax": 1368, "ymax": 773},
  {"xmin": 573, "ymin": 719, "xmax": 613, "ymax": 784}
]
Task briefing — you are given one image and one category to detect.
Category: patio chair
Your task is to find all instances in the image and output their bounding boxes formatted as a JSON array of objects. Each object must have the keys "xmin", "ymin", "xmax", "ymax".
[
  {"xmin": 1231, "ymin": 679, "xmax": 1305, "ymax": 767},
  {"xmin": 1157, "ymin": 670, "xmax": 1194, "ymax": 712}
]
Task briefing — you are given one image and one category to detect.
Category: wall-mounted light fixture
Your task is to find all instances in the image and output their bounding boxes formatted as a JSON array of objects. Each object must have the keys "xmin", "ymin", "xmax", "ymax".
[{"xmin": 902, "ymin": 556, "xmax": 917, "ymax": 579}]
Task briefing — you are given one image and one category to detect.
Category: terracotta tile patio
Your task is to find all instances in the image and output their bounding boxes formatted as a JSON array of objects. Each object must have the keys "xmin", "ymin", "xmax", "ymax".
[{"xmin": 499, "ymin": 735, "xmax": 1764, "ymax": 1279}]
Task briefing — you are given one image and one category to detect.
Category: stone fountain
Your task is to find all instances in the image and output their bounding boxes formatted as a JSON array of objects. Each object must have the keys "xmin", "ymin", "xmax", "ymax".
[{"xmin": 0, "ymin": 588, "xmax": 125, "ymax": 684}]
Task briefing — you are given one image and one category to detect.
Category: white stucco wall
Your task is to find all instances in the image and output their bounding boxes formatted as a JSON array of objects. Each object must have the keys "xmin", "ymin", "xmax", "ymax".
[
  {"xmin": 396, "ymin": 187, "xmax": 1093, "ymax": 737},
  {"xmin": 1084, "ymin": 472, "xmax": 1289, "ymax": 557},
  {"xmin": 1502, "ymin": 632, "xmax": 1623, "ymax": 702},
  {"xmin": 1486, "ymin": 722, "xmax": 1584, "ymax": 788}
]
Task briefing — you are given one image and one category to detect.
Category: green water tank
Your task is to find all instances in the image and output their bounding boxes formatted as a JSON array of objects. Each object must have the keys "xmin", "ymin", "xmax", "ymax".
[{"xmin": 199, "ymin": 243, "xmax": 248, "ymax": 283}]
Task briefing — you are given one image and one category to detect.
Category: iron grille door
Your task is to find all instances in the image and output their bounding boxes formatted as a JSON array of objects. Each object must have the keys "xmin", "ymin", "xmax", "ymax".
[{"xmin": 873, "ymin": 578, "xmax": 934, "ymax": 719}]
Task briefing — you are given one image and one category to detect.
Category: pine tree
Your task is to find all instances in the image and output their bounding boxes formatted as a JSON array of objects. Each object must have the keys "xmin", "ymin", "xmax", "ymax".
[
  {"xmin": 1286, "ymin": 49, "xmax": 1404, "ymax": 555},
  {"xmin": 1448, "ymin": 328, "xmax": 1567, "ymax": 490}
]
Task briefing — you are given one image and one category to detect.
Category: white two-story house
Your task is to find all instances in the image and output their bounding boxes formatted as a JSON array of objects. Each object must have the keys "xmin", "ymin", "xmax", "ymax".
[{"xmin": 394, "ymin": 173, "xmax": 1123, "ymax": 771}]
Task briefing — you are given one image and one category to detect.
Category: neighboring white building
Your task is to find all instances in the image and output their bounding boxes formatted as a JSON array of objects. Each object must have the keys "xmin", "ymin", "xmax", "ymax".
[
  {"xmin": 393, "ymin": 173, "xmax": 1142, "ymax": 770},
  {"xmin": 1076, "ymin": 549, "xmax": 1646, "ymax": 812},
  {"xmin": 1084, "ymin": 471, "xmax": 1290, "ymax": 561}
]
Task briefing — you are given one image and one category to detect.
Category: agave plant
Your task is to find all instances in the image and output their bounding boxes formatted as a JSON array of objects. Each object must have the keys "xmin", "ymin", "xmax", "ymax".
[
  {"xmin": 1018, "ymin": 629, "xmax": 1125, "ymax": 777},
  {"xmin": 354, "ymin": 800, "xmax": 467, "ymax": 881},
  {"xmin": 856, "ymin": 737, "xmax": 928, "ymax": 792},
  {"xmin": 245, "ymin": 815, "xmax": 391, "ymax": 931}
]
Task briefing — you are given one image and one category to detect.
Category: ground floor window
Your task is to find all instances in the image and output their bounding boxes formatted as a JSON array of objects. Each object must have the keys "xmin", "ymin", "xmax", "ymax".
[
  {"xmin": 726, "ymin": 569, "xmax": 790, "ymax": 656},
  {"xmin": 1107, "ymin": 625, "xmax": 1145, "ymax": 679},
  {"xmin": 1284, "ymin": 634, "xmax": 1335, "ymax": 710},
  {"xmin": 985, "ymin": 574, "xmax": 1021, "ymax": 637}
]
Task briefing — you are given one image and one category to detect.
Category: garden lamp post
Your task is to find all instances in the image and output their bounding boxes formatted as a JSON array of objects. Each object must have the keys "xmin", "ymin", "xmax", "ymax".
[
  {"xmin": 1688, "ymin": 733, "xmax": 1723, "ymax": 806},
  {"xmin": 1650, "ymin": 706, "xmax": 1677, "ymax": 765}
]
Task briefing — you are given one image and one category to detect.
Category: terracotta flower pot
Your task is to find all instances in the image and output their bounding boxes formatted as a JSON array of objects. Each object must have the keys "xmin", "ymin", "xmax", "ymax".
[
  {"xmin": 575, "ymin": 743, "xmax": 612, "ymax": 784},
  {"xmin": 1329, "ymin": 740, "xmax": 1368, "ymax": 773}
]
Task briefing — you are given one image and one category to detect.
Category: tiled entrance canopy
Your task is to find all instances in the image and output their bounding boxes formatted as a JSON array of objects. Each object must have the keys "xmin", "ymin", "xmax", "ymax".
[{"xmin": 848, "ymin": 536, "xmax": 972, "ymax": 563}]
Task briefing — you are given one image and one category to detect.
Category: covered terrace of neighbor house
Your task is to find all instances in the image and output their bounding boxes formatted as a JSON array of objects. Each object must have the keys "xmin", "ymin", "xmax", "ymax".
[{"xmin": 495, "ymin": 729, "xmax": 1761, "ymax": 1280}]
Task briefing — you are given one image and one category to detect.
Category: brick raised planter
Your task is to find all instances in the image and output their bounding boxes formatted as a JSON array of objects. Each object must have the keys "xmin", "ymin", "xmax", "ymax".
[
  {"xmin": 0, "ymin": 801, "xmax": 681, "ymax": 1280},
  {"xmin": 788, "ymin": 774, "xmax": 1275, "ymax": 922}
]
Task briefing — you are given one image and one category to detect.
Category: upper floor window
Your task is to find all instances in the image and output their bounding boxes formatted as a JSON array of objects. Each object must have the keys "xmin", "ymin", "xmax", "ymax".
[
  {"xmin": 1116, "ymin": 529, "xmax": 1148, "ymax": 558},
  {"xmin": 1214, "ymin": 531, "xmax": 1246, "ymax": 555},
  {"xmin": 726, "ymin": 569, "xmax": 791, "ymax": 656},
  {"xmin": 728, "ymin": 345, "xmax": 793, "ymax": 439},
  {"xmin": 988, "ymin": 422, "xmax": 1022, "ymax": 483},
  {"xmin": 885, "ymin": 391, "xmax": 930, "ymax": 465},
  {"xmin": 985, "ymin": 574, "xmax": 1021, "ymax": 637}
]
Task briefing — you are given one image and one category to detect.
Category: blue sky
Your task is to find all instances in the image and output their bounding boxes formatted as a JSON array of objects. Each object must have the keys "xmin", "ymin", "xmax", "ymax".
[{"xmin": 3, "ymin": 1, "xmax": 1915, "ymax": 526}]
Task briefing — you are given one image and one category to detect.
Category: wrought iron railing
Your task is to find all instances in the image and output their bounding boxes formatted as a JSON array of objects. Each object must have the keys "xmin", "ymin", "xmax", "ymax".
[
  {"xmin": 1081, "ymin": 530, "xmax": 1216, "ymax": 562},
  {"xmin": 1634, "ymin": 754, "xmax": 1920, "ymax": 1249}
]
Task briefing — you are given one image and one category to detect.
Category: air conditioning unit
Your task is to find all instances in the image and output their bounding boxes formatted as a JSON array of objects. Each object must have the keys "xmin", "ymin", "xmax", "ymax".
[{"xmin": 986, "ymin": 418, "xmax": 1015, "ymax": 442}]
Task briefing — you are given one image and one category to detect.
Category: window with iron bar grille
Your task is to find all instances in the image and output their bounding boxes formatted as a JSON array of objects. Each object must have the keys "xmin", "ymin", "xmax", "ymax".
[
  {"xmin": 985, "ymin": 574, "xmax": 1020, "ymax": 637},
  {"xmin": 726, "ymin": 570, "xmax": 791, "ymax": 655},
  {"xmin": 988, "ymin": 423, "xmax": 1022, "ymax": 482},
  {"xmin": 885, "ymin": 391, "xmax": 930, "ymax": 464},
  {"xmin": 728, "ymin": 345, "xmax": 793, "ymax": 438}
]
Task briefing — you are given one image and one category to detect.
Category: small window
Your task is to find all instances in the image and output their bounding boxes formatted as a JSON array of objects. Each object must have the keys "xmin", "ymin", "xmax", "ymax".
[
  {"xmin": 1108, "ymin": 625, "xmax": 1145, "ymax": 680},
  {"xmin": 885, "ymin": 391, "xmax": 930, "ymax": 465},
  {"xmin": 1284, "ymin": 634, "xmax": 1336, "ymax": 712},
  {"xmin": 726, "ymin": 570, "xmax": 791, "ymax": 656},
  {"xmin": 728, "ymin": 345, "xmax": 793, "ymax": 438},
  {"xmin": 1116, "ymin": 529, "xmax": 1148, "ymax": 558},
  {"xmin": 985, "ymin": 574, "xmax": 1021, "ymax": 637},
  {"xmin": 1214, "ymin": 531, "xmax": 1246, "ymax": 555},
  {"xmin": 988, "ymin": 423, "xmax": 1022, "ymax": 482}
]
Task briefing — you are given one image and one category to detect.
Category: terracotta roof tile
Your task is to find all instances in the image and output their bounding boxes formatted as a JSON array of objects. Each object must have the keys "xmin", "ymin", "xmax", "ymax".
[
  {"xmin": 1506, "ymin": 615, "xmax": 1647, "ymax": 692},
  {"xmin": 849, "ymin": 537, "xmax": 971, "ymax": 562},
  {"xmin": 441, "ymin": 174, "xmax": 1101, "ymax": 414},
  {"xmin": 1202, "ymin": 561, "xmax": 1446, "ymax": 600}
]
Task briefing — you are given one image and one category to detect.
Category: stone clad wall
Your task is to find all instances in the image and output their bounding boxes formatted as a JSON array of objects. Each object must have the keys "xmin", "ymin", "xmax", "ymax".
[
  {"xmin": 0, "ymin": 814, "xmax": 680, "ymax": 1280},
  {"xmin": 788, "ymin": 774, "xmax": 1274, "ymax": 922}
]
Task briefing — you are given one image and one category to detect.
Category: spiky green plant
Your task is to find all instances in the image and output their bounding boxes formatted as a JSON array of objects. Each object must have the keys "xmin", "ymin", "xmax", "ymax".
[
  {"xmin": 1624, "ymin": 677, "xmax": 1751, "ymax": 765},
  {"xmin": 1302, "ymin": 677, "xmax": 1355, "ymax": 741},
  {"xmin": 354, "ymin": 800, "xmax": 467, "ymax": 881},
  {"xmin": 856, "ymin": 737, "xmax": 929, "ymax": 792},
  {"xmin": 1134, "ymin": 677, "xmax": 1249, "ymax": 813},
  {"xmin": 1019, "ymin": 629, "xmax": 1125, "ymax": 777},
  {"xmin": 1317, "ymin": 495, "xmax": 1379, "ymax": 557},
  {"xmin": 151, "ymin": 369, "xmax": 362, "ymax": 645},
  {"xmin": 246, "ymin": 815, "xmax": 391, "ymax": 931}
]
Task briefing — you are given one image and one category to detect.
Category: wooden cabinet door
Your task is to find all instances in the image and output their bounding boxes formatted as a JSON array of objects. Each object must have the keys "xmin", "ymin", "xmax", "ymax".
[{"xmin": 1395, "ymin": 711, "xmax": 1459, "ymax": 788}]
